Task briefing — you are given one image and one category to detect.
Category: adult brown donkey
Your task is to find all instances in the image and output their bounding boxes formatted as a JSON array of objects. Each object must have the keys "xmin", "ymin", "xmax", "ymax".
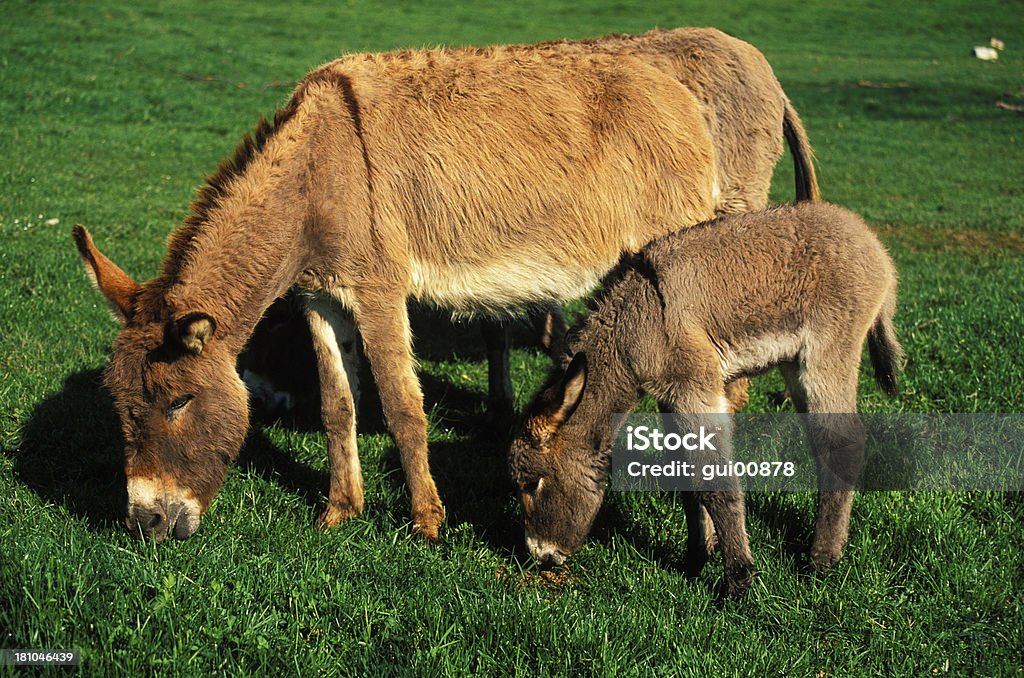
[
  {"xmin": 74, "ymin": 29, "xmax": 818, "ymax": 542},
  {"xmin": 244, "ymin": 27, "xmax": 821, "ymax": 422}
]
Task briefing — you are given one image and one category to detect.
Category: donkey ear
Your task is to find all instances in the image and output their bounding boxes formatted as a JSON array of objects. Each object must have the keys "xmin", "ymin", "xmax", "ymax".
[
  {"xmin": 550, "ymin": 352, "xmax": 588, "ymax": 427},
  {"xmin": 72, "ymin": 225, "xmax": 140, "ymax": 324},
  {"xmin": 176, "ymin": 314, "xmax": 216, "ymax": 355}
]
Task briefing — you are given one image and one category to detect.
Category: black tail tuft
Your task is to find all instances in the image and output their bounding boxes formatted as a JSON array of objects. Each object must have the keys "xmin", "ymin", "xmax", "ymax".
[
  {"xmin": 782, "ymin": 99, "xmax": 821, "ymax": 203},
  {"xmin": 867, "ymin": 310, "xmax": 903, "ymax": 397}
]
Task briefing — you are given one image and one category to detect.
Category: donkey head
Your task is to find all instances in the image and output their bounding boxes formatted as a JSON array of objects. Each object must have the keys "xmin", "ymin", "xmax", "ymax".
[
  {"xmin": 73, "ymin": 226, "xmax": 249, "ymax": 540},
  {"xmin": 508, "ymin": 353, "xmax": 605, "ymax": 567}
]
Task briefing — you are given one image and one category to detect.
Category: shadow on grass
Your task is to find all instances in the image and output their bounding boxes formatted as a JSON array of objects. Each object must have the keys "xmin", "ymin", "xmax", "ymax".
[
  {"xmin": 5, "ymin": 368, "xmax": 127, "ymax": 530},
  {"xmin": 237, "ymin": 298, "xmax": 552, "ymax": 559},
  {"xmin": 586, "ymin": 482, "xmax": 819, "ymax": 590},
  {"xmin": 5, "ymin": 345, "xmax": 525, "ymax": 555},
  {"xmin": 7, "ymin": 361, "xmax": 817, "ymax": 591},
  {"xmin": 4, "ymin": 367, "xmax": 334, "ymax": 532}
]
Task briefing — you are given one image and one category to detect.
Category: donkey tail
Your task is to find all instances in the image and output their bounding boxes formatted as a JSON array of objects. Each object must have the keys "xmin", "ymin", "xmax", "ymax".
[
  {"xmin": 867, "ymin": 290, "xmax": 904, "ymax": 397},
  {"xmin": 782, "ymin": 98, "xmax": 821, "ymax": 202}
]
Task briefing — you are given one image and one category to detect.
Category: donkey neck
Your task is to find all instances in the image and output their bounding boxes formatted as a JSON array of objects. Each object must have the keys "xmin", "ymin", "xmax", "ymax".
[
  {"xmin": 564, "ymin": 266, "xmax": 667, "ymax": 465},
  {"xmin": 155, "ymin": 115, "xmax": 319, "ymax": 354}
]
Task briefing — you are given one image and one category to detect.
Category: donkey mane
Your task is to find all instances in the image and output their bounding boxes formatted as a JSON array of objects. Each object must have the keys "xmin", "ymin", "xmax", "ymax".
[
  {"xmin": 127, "ymin": 106, "xmax": 298, "ymax": 320},
  {"xmin": 132, "ymin": 71, "xmax": 367, "ymax": 321},
  {"xmin": 168, "ymin": 106, "xmax": 299, "ymax": 274},
  {"xmin": 525, "ymin": 253, "xmax": 667, "ymax": 419}
]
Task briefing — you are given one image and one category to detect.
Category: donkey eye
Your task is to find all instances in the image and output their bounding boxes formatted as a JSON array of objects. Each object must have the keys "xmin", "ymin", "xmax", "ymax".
[{"xmin": 166, "ymin": 395, "xmax": 194, "ymax": 416}]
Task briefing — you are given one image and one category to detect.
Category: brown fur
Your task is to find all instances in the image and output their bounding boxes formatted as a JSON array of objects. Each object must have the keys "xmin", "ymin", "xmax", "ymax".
[
  {"xmin": 509, "ymin": 202, "xmax": 902, "ymax": 595},
  {"xmin": 479, "ymin": 27, "xmax": 820, "ymax": 417},
  {"xmin": 534, "ymin": 27, "xmax": 819, "ymax": 211},
  {"xmin": 75, "ymin": 35, "xmax": 734, "ymax": 541},
  {"xmin": 245, "ymin": 26, "xmax": 820, "ymax": 423}
]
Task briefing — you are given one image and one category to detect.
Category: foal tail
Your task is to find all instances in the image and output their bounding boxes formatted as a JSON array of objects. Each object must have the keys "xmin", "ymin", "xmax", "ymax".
[
  {"xmin": 782, "ymin": 98, "xmax": 821, "ymax": 203},
  {"xmin": 867, "ymin": 289, "xmax": 904, "ymax": 397}
]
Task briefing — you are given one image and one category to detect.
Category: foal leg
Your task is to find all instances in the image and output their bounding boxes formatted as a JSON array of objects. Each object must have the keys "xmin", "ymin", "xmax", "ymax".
[
  {"xmin": 659, "ymin": 399, "xmax": 716, "ymax": 575},
  {"xmin": 305, "ymin": 296, "xmax": 363, "ymax": 528},
  {"xmin": 682, "ymin": 492, "xmax": 717, "ymax": 577},
  {"xmin": 680, "ymin": 397, "xmax": 755, "ymax": 597},
  {"xmin": 659, "ymin": 346, "xmax": 757, "ymax": 594},
  {"xmin": 480, "ymin": 319, "xmax": 514, "ymax": 427},
  {"xmin": 796, "ymin": 353, "xmax": 865, "ymax": 571},
  {"xmin": 352, "ymin": 289, "xmax": 445, "ymax": 540}
]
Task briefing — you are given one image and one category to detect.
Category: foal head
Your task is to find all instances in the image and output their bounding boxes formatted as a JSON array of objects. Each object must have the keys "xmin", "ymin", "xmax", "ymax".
[{"xmin": 509, "ymin": 354, "xmax": 607, "ymax": 567}]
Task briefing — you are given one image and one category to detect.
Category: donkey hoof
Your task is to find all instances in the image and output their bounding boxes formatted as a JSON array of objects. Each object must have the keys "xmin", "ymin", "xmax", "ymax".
[
  {"xmin": 317, "ymin": 501, "xmax": 362, "ymax": 529},
  {"xmin": 411, "ymin": 502, "xmax": 446, "ymax": 541}
]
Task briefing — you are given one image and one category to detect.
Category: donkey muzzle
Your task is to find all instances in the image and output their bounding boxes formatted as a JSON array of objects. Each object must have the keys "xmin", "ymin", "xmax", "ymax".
[{"xmin": 125, "ymin": 500, "xmax": 200, "ymax": 541}]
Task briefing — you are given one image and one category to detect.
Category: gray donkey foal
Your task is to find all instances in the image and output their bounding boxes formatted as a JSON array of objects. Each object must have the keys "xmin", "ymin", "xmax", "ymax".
[{"xmin": 509, "ymin": 202, "xmax": 902, "ymax": 597}]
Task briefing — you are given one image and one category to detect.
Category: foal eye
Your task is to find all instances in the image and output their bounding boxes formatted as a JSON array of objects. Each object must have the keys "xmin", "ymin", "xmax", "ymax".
[{"xmin": 166, "ymin": 395, "xmax": 194, "ymax": 417}]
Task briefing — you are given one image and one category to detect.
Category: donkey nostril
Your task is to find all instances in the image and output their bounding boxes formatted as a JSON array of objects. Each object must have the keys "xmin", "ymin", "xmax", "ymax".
[{"xmin": 147, "ymin": 512, "xmax": 163, "ymax": 529}]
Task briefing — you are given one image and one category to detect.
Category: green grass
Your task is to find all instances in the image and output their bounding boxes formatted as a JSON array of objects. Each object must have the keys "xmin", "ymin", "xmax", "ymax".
[{"xmin": 2, "ymin": 0, "xmax": 1023, "ymax": 674}]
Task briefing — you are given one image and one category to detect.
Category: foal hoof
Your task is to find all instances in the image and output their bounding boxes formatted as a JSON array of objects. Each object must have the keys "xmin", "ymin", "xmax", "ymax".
[
  {"xmin": 317, "ymin": 501, "xmax": 362, "ymax": 529},
  {"xmin": 411, "ymin": 502, "xmax": 446, "ymax": 542},
  {"xmin": 725, "ymin": 562, "xmax": 758, "ymax": 599},
  {"xmin": 810, "ymin": 546, "xmax": 844, "ymax": 573}
]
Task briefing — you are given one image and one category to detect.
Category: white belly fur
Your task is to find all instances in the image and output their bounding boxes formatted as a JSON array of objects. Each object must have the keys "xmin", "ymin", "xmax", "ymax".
[
  {"xmin": 719, "ymin": 331, "xmax": 805, "ymax": 380},
  {"xmin": 408, "ymin": 256, "xmax": 607, "ymax": 316}
]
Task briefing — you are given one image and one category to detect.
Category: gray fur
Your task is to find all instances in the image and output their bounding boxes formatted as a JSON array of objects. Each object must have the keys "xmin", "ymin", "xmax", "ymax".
[{"xmin": 509, "ymin": 202, "xmax": 902, "ymax": 596}]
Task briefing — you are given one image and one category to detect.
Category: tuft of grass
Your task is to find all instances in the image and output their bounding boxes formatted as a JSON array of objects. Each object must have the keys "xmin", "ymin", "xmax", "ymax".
[{"xmin": 2, "ymin": 0, "xmax": 1022, "ymax": 674}]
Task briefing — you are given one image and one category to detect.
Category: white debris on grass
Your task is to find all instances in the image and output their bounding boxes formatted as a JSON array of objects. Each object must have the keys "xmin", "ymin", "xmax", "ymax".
[{"xmin": 972, "ymin": 46, "xmax": 999, "ymax": 61}]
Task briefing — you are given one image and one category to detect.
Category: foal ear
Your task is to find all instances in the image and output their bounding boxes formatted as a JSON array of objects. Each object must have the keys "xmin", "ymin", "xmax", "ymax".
[
  {"xmin": 176, "ymin": 314, "xmax": 216, "ymax": 355},
  {"xmin": 72, "ymin": 225, "xmax": 140, "ymax": 324},
  {"xmin": 550, "ymin": 352, "xmax": 588, "ymax": 427}
]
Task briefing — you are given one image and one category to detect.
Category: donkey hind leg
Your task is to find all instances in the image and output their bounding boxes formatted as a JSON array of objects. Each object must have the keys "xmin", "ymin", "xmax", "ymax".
[
  {"xmin": 480, "ymin": 319, "xmax": 515, "ymax": 429},
  {"xmin": 351, "ymin": 289, "xmax": 445, "ymax": 540},
  {"xmin": 305, "ymin": 296, "xmax": 363, "ymax": 528},
  {"xmin": 797, "ymin": 353, "xmax": 866, "ymax": 571},
  {"xmin": 666, "ymin": 387, "xmax": 756, "ymax": 597}
]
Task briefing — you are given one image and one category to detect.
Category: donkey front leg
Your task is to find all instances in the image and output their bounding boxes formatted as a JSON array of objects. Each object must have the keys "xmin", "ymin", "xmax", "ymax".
[
  {"xmin": 681, "ymin": 492, "xmax": 717, "ymax": 578},
  {"xmin": 305, "ymin": 296, "xmax": 363, "ymax": 528},
  {"xmin": 352, "ymin": 289, "xmax": 445, "ymax": 540}
]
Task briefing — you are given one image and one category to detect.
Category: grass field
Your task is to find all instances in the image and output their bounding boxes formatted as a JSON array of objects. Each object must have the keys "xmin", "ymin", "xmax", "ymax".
[{"xmin": 2, "ymin": 0, "xmax": 1023, "ymax": 674}]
